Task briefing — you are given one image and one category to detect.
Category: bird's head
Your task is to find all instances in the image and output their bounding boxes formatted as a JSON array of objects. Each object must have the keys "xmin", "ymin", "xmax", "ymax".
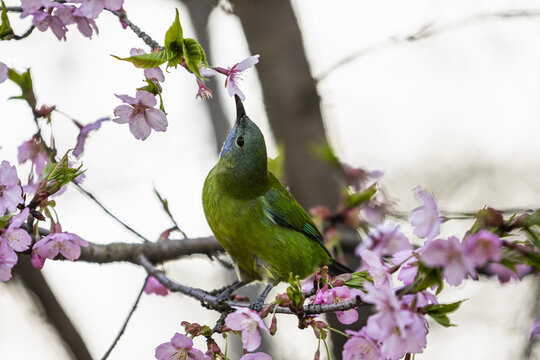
[{"xmin": 215, "ymin": 95, "xmax": 268, "ymax": 193}]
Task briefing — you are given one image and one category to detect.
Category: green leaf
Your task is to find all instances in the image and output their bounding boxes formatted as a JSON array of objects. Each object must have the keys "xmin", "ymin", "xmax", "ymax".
[
  {"xmin": 164, "ymin": 9, "xmax": 183, "ymax": 53},
  {"xmin": 286, "ymin": 273, "xmax": 304, "ymax": 310},
  {"xmin": 524, "ymin": 227, "xmax": 540, "ymax": 249},
  {"xmin": 344, "ymin": 183, "xmax": 377, "ymax": 209},
  {"xmin": 8, "ymin": 68, "xmax": 36, "ymax": 110},
  {"xmin": 181, "ymin": 38, "xmax": 207, "ymax": 77},
  {"xmin": 523, "ymin": 249, "xmax": 540, "ymax": 271},
  {"xmin": 344, "ymin": 270, "xmax": 372, "ymax": 290},
  {"xmin": 112, "ymin": 49, "xmax": 175, "ymax": 69},
  {"xmin": 524, "ymin": 210, "xmax": 540, "ymax": 227},
  {"xmin": 167, "ymin": 53, "xmax": 183, "ymax": 68},
  {"xmin": 424, "ymin": 300, "xmax": 466, "ymax": 327},
  {"xmin": 412, "ymin": 264, "xmax": 444, "ymax": 294},
  {"xmin": 427, "ymin": 312, "xmax": 453, "ymax": 327},
  {"xmin": 41, "ymin": 152, "xmax": 85, "ymax": 195},
  {"xmin": 425, "ymin": 300, "xmax": 465, "ymax": 315},
  {"xmin": 0, "ymin": 1, "xmax": 13, "ymax": 40}
]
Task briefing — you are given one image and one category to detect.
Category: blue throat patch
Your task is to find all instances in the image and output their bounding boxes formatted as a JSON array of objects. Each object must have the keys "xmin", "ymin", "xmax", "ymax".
[{"xmin": 220, "ymin": 125, "xmax": 237, "ymax": 158}]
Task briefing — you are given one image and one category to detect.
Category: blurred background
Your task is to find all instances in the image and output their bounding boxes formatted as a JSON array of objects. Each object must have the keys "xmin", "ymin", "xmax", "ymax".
[{"xmin": 1, "ymin": 0, "xmax": 540, "ymax": 359}]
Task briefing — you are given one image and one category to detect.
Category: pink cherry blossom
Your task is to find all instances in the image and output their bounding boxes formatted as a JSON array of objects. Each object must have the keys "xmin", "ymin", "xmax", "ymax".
[
  {"xmin": 73, "ymin": 117, "xmax": 109, "ymax": 158},
  {"xmin": 462, "ymin": 229, "xmax": 502, "ymax": 267},
  {"xmin": 240, "ymin": 352, "xmax": 272, "ymax": 360},
  {"xmin": 392, "ymin": 249, "xmax": 419, "ymax": 286},
  {"xmin": 421, "ymin": 236, "xmax": 476, "ymax": 286},
  {"xmin": 54, "ymin": 4, "xmax": 99, "ymax": 38},
  {"xmin": 0, "ymin": 160, "xmax": 23, "ymax": 216},
  {"xmin": 410, "ymin": 187, "xmax": 442, "ymax": 241},
  {"xmin": 358, "ymin": 221, "xmax": 411, "ymax": 257},
  {"xmin": 362, "ymin": 282, "xmax": 428, "ymax": 359},
  {"xmin": 225, "ymin": 306, "xmax": 269, "ymax": 352},
  {"xmin": 311, "ymin": 285, "xmax": 363, "ymax": 324},
  {"xmin": 20, "ymin": 0, "xmax": 50, "ymax": 13},
  {"xmin": 329, "ymin": 286, "xmax": 364, "ymax": 324},
  {"xmin": 379, "ymin": 311, "xmax": 428, "ymax": 359},
  {"xmin": 18, "ymin": 135, "xmax": 49, "ymax": 175},
  {"xmin": 155, "ymin": 333, "xmax": 210, "ymax": 360},
  {"xmin": 144, "ymin": 276, "xmax": 169, "ymax": 296},
  {"xmin": 0, "ymin": 62, "xmax": 7, "ymax": 83},
  {"xmin": 130, "ymin": 49, "xmax": 165, "ymax": 82},
  {"xmin": 195, "ymin": 77, "xmax": 212, "ymax": 100},
  {"xmin": 358, "ymin": 248, "xmax": 391, "ymax": 287},
  {"xmin": 113, "ymin": 90, "xmax": 168, "ymax": 140},
  {"xmin": 200, "ymin": 55, "xmax": 260, "ymax": 101},
  {"xmin": 0, "ymin": 240, "xmax": 17, "ymax": 281},
  {"xmin": 28, "ymin": 8, "xmax": 68, "ymax": 41},
  {"xmin": 342, "ymin": 329, "xmax": 381, "ymax": 360},
  {"xmin": 31, "ymin": 249, "xmax": 46, "ymax": 269},
  {"xmin": 79, "ymin": 0, "xmax": 123, "ymax": 19},
  {"xmin": 2, "ymin": 208, "xmax": 31, "ymax": 252},
  {"xmin": 486, "ymin": 263, "xmax": 531, "ymax": 284},
  {"xmin": 32, "ymin": 224, "xmax": 88, "ymax": 262}
]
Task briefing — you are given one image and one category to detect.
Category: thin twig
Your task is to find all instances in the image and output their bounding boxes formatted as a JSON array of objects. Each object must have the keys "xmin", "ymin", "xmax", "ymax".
[
  {"xmin": 108, "ymin": 9, "xmax": 162, "ymax": 50},
  {"xmin": 316, "ymin": 9, "xmax": 540, "ymax": 82},
  {"xmin": 100, "ymin": 275, "xmax": 149, "ymax": 360},
  {"xmin": 72, "ymin": 182, "xmax": 151, "ymax": 243},
  {"xmin": 6, "ymin": 5, "xmax": 162, "ymax": 49},
  {"xmin": 10, "ymin": 25, "xmax": 35, "ymax": 40},
  {"xmin": 153, "ymin": 187, "xmax": 188, "ymax": 239}
]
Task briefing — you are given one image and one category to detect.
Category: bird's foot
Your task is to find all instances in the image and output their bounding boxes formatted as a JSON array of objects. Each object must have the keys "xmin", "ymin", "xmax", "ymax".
[
  {"xmin": 213, "ymin": 280, "xmax": 247, "ymax": 304},
  {"xmin": 249, "ymin": 284, "xmax": 273, "ymax": 312}
]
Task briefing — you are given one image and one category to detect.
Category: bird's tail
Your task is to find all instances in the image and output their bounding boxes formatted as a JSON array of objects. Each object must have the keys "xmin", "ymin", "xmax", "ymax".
[{"xmin": 328, "ymin": 258, "xmax": 354, "ymax": 276}]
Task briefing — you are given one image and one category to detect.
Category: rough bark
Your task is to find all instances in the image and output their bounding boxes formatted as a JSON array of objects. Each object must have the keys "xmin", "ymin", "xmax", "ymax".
[
  {"xmin": 231, "ymin": 0, "xmax": 342, "ymax": 210},
  {"xmin": 13, "ymin": 256, "xmax": 93, "ymax": 360}
]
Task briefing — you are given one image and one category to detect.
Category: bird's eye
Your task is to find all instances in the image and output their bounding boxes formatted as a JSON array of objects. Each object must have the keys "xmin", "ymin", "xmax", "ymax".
[{"xmin": 236, "ymin": 136, "xmax": 245, "ymax": 147}]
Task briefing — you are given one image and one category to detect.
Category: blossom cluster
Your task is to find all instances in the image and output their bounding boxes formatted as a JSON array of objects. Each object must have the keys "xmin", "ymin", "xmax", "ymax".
[
  {"xmin": 0, "ymin": 160, "xmax": 88, "ymax": 280},
  {"xmin": 20, "ymin": 0, "xmax": 124, "ymax": 40}
]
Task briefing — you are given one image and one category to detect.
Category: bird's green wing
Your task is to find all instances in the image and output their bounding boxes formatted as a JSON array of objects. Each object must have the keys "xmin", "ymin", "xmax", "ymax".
[{"xmin": 263, "ymin": 173, "xmax": 331, "ymax": 257}]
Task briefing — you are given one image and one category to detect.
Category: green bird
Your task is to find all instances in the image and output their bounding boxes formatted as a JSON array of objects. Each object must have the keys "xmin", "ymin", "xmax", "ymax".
[{"xmin": 203, "ymin": 95, "xmax": 350, "ymax": 307}]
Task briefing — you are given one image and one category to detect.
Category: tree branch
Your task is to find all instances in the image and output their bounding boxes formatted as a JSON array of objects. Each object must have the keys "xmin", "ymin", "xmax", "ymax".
[
  {"xmin": 100, "ymin": 275, "xmax": 148, "ymax": 360},
  {"xmin": 135, "ymin": 253, "xmax": 367, "ymax": 316},
  {"xmin": 316, "ymin": 9, "xmax": 540, "ymax": 82}
]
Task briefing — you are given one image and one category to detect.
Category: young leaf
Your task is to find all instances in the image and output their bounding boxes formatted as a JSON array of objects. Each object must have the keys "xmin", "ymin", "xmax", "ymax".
[
  {"xmin": 427, "ymin": 312, "xmax": 453, "ymax": 327},
  {"xmin": 344, "ymin": 183, "xmax": 377, "ymax": 209},
  {"xmin": 344, "ymin": 270, "xmax": 372, "ymax": 291},
  {"xmin": 41, "ymin": 152, "xmax": 85, "ymax": 195},
  {"xmin": 424, "ymin": 300, "xmax": 466, "ymax": 327},
  {"xmin": 0, "ymin": 1, "xmax": 13, "ymax": 40},
  {"xmin": 164, "ymin": 9, "xmax": 183, "ymax": 52},
  {"xmin": 8, "ymin": 68, "xmax": 36, "ymax": 110},
  {"xmin": 181, "ymin": 38, "xmax": 207, "ymax": 77},
  {"xmin": 112, "ymin": 50, "xmax": 175, "ymax": 69}
]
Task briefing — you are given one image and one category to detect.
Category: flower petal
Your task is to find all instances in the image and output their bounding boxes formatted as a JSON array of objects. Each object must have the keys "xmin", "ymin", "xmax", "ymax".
[
  {"xmin": 135, "ymin": 90, "xmax": 157, "ymax": 107},
  {"xmin": 129, "ymin": 113, "xmax": 152, "ymax": 140},
  {"xmin": 234, "ymin": 55, "xmax": 260, "ymax": 72},
  {"xmin": 145, "ymin": 108, "xmax": 168, "ymax": 132},
  {"xmin": 170, "ymin": 332, "xmax": 193, "ymax": 349}
]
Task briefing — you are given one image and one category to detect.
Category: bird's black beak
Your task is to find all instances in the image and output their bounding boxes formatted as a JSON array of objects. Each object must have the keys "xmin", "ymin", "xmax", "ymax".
[{"xmin": 235, "ymin": 94, "xmax": 247, "ymax": 126}]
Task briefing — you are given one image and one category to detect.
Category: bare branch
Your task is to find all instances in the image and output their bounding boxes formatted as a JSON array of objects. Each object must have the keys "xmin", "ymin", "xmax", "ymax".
[
  {"xmin": 316, "ymin": 9, "xmax": 540, "ymax": 82},
  {"xmin": 78, "ymin": 237, "xmax": 223, "ymax": 264},
  {"xmin": 101, "ymin": 275, "xmax": 148, "ymax": 360},
  {"xmin": 108, "ymin": 9, "xmax": 162, "ymax": 50},
  {"xmin": 135, "ymin": 253, "xmax": 367, "ymax": 316}
]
